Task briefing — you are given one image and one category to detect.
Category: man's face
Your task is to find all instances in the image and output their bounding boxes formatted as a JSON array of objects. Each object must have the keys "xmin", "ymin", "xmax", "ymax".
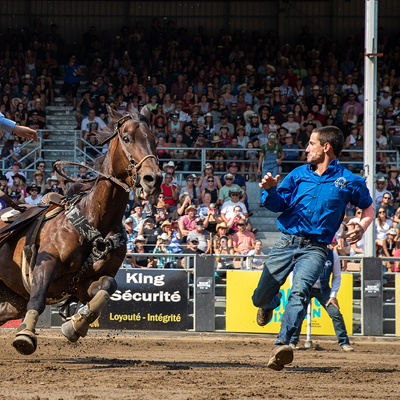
[
  {"xmin": 225, "ymin": 177, "xmax": 233, "ymax": 186},
  {"xmin": 135, "ymin": 205, "xmax": 143, "ymax": 214},
  {"xmin": 230, "ymin": 192, "xmax": 240, "ymax": 201},
  {"xmin": 306, "ymin": 132, "xmax": 327, "ymax": 165},
  {"xmin": 196, "ymin": 221, "xmax": 203, "ymax": 232},
  {"xmin": 382, "ymin": 194, "xmax": 391, "ymax": 205},
  {"xmin": 237, "ymin": 223, "xmax": 246, "ymax": 231},
  {"xmin": 231, "ymin": 139, "xmax": 238, "ymax": 147},
  {"xmin": 88, "ymin": 110, "xmax": 95, "ymax": 119},
  {"xmin": 176, "ymin": 134, "xmax": 183, "ymax": 143},
  {"xmin": 285, "ymin": 136, "xmax": 293, "ymax": 145},
  {"xmin": 221, "ymin": 117, "xmax": 228, "ymax": 124},
  {"xmin": 262, "ymin": 125, "xmax": 269, "ymax": 134},
  {"xmin": 185, "ymin": 126, "xmax": 192, "ymax": 135},
  {"xmin": 30, "ymin": 188, "xmax": 38, "ymax": 197},
  {"xmin": 348, "ymin": 94, "xmax": 356, "ymax": 102},
  {"xmin": 188, "ymin": 210, "xmax": 196, "ymax": 218},
  {"xmin": 229, "ymin": 166, "xmax": 238, "ymax": 175},
  {"xmin": 341, "ymin": 113, "xmax": 348, "ymax": 123}
]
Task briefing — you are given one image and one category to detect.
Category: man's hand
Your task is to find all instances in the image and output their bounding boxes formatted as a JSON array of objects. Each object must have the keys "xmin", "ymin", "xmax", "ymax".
[
  {"xmin": 259, "ymin": 172, "xmax": 280, "ymax": 191},
  {"xmin": 326, "ymin": 297, "xmax": 340, "ymax": 310},
  {"xmin": 346, "ymin": 223, "xmax": 364, "ymax": 244},
  {"xmin": 13, "ymin": 125, "xmax": 38, "ymax": 142}
]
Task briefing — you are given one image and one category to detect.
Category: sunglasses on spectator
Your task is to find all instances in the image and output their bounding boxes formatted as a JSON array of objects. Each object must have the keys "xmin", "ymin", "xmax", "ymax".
[
  {"xmin": 207, "ymin": 179, "xmax": 214, "ymax": 182},
  {"xmin": 237, "ymin": 223, "xmax": 245, "ymax": 226},
  {"xmin": 225, "ymin": 178, "xmax": 233, "ymax": 181},
  {"xmin": 383, "ymin": 196, "xmax": 391, "ymax": 199},
  {"xmin": 379, "ymin": 211, "xmax": 386, "ymax": 214},
  {"xmin": 270, "ymin": 118, "xmax": 275, "ymax": 120},
  {"xmin": 231, "ymin": 193, "xmax": 240, "ymax": 196},
  {"xmin": 196, "ymin": 222, "xmax": 203, "ymax": 226}
]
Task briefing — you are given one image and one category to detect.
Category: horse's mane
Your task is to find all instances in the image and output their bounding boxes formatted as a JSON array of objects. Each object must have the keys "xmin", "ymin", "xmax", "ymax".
[{"xmin": 91, "ymin": 109, "xmax": 150, "ymax": 172}]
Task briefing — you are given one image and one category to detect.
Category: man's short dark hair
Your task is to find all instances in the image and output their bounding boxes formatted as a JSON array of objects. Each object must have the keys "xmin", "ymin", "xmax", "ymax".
[{"xmin": 313, "ymin": 126, "xmax": 344, "ymax": 158}]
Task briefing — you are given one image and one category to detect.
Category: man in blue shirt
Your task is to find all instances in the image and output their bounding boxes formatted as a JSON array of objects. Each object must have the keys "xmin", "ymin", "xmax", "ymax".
[
  {"xmin": 0, "ymin": 112, "xmax": 38, "ymax": 142},
  {"xmin": 253, "ymin": 126, "xmax": 373, "ymax": 371}
]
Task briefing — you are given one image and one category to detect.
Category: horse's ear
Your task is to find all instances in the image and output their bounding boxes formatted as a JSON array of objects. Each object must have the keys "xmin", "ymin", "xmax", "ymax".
[
  {"xmin": 140, "ymin": 105, "xmax": 151, "ymax": 121},
  {"xmin": 106, "ymin": 105, "xmax": 123, "ymax": 122}
]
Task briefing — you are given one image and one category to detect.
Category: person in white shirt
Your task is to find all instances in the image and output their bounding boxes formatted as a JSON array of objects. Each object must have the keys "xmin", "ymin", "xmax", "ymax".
[
  {"xmin": 220, "ymin": 190, "xmax": 248, "ymax": 222},
  {"xmin": 244, "ymin": 240, "xmax": 265, "ymax": 270},
  {"xmin": 6, "ymin": 162, "xmax": 25, "ymax": 188},
  {"xmin": 289, "ymin": 249, "xmax": 354, "ymax": 352},
  {"xmin": 375, "ymin": 177, "xmax": 392, "ymax": 203},
  {"xmin": 81, "ymin": 109, "xmax": 106, "ymax": 133},
  {"xmin": 24, "ymin": 184, "xmax": 42, "ymax": 205}
]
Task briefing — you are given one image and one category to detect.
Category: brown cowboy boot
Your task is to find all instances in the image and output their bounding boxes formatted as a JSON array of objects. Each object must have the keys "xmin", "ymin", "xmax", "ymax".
[{"xmin": 267, "ymin": 344, "xmax": 294, "ymax": 371}]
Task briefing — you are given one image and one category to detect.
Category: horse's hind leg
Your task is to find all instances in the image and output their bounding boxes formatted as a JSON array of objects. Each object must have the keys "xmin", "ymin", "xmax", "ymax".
[
  {"xmin": 61, "ymin": 276, "xmax": 117, "ymax": 343},
  {"xmin": 0, "ymin": 280, "xmax": 28, "ymax": 324}
]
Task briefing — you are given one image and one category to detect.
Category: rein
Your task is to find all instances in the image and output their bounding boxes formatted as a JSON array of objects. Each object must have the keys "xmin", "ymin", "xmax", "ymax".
[{"xmin": 53, "ymin": 114, "xmax": 158, "ymax": 193}]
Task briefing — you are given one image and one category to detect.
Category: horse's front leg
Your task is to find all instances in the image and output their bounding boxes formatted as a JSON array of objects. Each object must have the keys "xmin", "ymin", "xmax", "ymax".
[
  {"xmin": 12, "ymin": 259, "xmax": 56, "ymax": 355},
  {"xmin": 61, "ymin": 276, "xmax": 117, "ymax": 343}
]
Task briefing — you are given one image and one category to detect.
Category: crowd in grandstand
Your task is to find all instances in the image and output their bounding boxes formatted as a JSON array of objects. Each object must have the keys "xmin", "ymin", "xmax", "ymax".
[{"xmin": 2, "ymin": 20, "xmax": 400, "ymax": 270}]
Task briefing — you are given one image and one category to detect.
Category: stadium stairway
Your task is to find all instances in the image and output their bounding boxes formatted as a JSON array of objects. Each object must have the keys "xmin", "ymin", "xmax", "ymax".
[{"xmin": 40, "ymin": 66, "xmax": 89, "ymax": 176}]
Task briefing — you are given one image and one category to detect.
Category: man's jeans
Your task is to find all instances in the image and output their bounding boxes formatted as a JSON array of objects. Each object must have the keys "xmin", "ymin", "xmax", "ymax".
[
  {"xmin": 289, "ymin": 286, "xmax": 350, "ymax": 347},
  {"xmin": 252, "ymin": 233, "xmax": 328, "ymax": 345}
]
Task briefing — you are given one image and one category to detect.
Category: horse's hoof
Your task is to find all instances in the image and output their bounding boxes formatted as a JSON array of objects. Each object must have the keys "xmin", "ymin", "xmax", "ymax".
[
  {"xmin": 12, "ymin": 334, "xmax": 37, "ymax": 355},
  {"xmin": 61, "ymin": 320, "xmax": 81, "ymax": 343}
]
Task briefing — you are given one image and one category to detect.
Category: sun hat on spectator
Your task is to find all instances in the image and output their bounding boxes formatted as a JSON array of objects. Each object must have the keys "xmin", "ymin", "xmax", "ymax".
[
  {"xmin": 157, "ymin": 233, "xmax": 170, "ymax": 241},
  {"xmin": 46, "ymin": 175, "xmax": 60, "ymax": 185},
  {"xmin": 246, "ymin": 65, "xmax": 255, "ymax": 72},
  {"xmin": 125, "ymin": 217, "xmax": 133, "ymax": 223},
  {"xmin": 91, "ymin": 81, "xmax": 98, "ymax": 86},
  {"xmin": 225, "ymin": 173, "xmax": 234, "ymax": 180},
  {"xmin": 33, "ymin": 170, "xmax": 44, "ymax": 178},
  {"xmin": 221, "ymin": 84, "xmax": 232, "ymax": 92},
  {"xmin": 204, "ymin": 113, "xmax": 213, "ymax": 118},
  {"xmin": 158, "ymin": 84, "xmax": 166, "ymax": 92},
  {"xmin": 203, "ymin": 162, "xmax": 214, "ymax": 171},
  {"xmin": 376, "ymin": 125, "xmax": 384, "ymax": 131},
  {"xmin": 285, "ymin": 133, "xmax": 293, "ymax": 139},
  {"xmin": 11, "ymin": 173, "xmax": 26, "ymax": 183},
  {"xmin": 191, "ymin": 103, "xmax": 200, "ymax": 111},
  {"xmin": 163, "ymin": 161, "xmax": 175, "ymax": 172},
  {"xmin": 176, "ymin": 100, "xmax": 184, "ymax": 105},
  {"xmin": 185, "ymin": 205, "xmax": 197, "ymax": 214},
  {"xmin": 266, "ymin": 64, "xmax": 276, "ymax": 73},
  {"xmin": 382, "ymin": 86, "xmax": 390, "ymax": 92},
  {"xmin": 216, "ymin": 222, "xmax": 228, "ymax": 231},
  {"xmin": 237, "ymin": 126, "xmax": 245, "ymax": 132},
  {"xmin": 161, "ymin": 220, "xmax": 172, "ymax": 229},
  {"xmin": 179, "ymin": 192, "xmax": 190, "ymax": 202},
  {"xmin": 156, "ymin": 201, "xmax": 169, "ymax": 210},
  {"xmin": 238, "ymin": 83, "xmax": 248, "ymax": 91},
  {"xmin": 195, "ymin": 217, "xmax": 204, "ymax": 224},
  {"xmin": 188, "ymin": 236, "xmax": 199, "ymax": 243},
  {"xmin": 377, "ymin": 177, "xmax": 386, "ymax": 182},
  {"xmin": 312, "ymin": 85, "xmax": 320, "ymax": 91},
  {"xmin": 387, "ymin": 166, "xmax": 399, "ymax": 174},
  {"xmin": 134, "ymin": 235, "xmax": 147, "ymax": 244},
  {"xmin": 228, "ymin": 162, "xmax": 239, "ymax": 169},
  {"xmin": 11, "ymin": 98, "xmax": 22, "ymax": 107},
  {"xmin": 229, "ymin": 189, "xmax": 241, "ymax": 197},
  {"xmin": 211, "ymin": 135, "xmax": 222, "ymax": 143},
  {"xmin": 387, "ymin": 229, "xmax": 397, "ymax": 236}
]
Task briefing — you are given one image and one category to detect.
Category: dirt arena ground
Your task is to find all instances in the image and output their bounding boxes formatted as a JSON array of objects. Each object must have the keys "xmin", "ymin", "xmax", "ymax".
[{"xmin": 0, "ymin": 329, "xmax": 399, "ymax": 400}]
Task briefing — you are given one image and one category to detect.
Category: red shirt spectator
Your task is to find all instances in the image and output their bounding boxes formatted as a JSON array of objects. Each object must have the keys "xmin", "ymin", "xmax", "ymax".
[{"xmin": 232, "ymin": 222, "xmax": 255, "ymax": 254}]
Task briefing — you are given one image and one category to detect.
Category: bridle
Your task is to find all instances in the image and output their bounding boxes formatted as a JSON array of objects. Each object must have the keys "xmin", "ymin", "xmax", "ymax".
[{"xmin": 54, "ymin": 114, "xmax": 158, "ymax": 193}]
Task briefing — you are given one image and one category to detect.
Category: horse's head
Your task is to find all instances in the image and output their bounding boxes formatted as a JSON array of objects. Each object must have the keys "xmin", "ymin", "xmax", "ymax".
[{"xmin": 105, "ymin": 105, "xmax": 162, "ymax": 199}]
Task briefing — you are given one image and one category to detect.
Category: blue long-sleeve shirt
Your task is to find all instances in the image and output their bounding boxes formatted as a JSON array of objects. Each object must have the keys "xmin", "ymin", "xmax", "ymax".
[
  {"xmin": 261, "ymin": 159, "xmax": 373, "ymax": 244},
  {"xmin": 0, "ymin": 112, "xmax": 15, "ymax": 134}
]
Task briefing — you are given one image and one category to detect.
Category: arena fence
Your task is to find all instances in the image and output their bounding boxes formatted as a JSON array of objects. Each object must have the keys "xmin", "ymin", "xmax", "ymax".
[{"xmin": 32, "ymin": 253, "xmax": 398, "ymax": 340}]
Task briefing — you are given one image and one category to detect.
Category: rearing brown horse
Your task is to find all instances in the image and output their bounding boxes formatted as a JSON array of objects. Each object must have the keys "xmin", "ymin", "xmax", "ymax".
[{"xmin": 0, "ymin": 106, "xmax": 162, "ymax": 355}]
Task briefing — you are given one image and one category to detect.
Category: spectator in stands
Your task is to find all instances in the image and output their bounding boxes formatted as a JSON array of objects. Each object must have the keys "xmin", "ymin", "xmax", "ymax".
[
  {"xmin": 138, "ymin": 216, "xmax": 162, "ymax": 252},
  {"xmin": 187, "ymin": 217, "xmax": 211, "ymax": 253},
  {"xmin": 221, "ymin": 189, "xmax": 248, "ymax": 223},
  {"xmin": 161, "ymin": 220, "xmax": 183, "ymax": 254},
  {"xmin": 153, "ymin": 233, "xmax": 177, "ymax": 269},
  {"xmin": 335, "ymin": 113, "xmax": 353, "ymax": 140},
  {"xmin": 32, "ymin": 170, "xmax": 46, "ymax": 193},
  {"xmin": 257, "ymin": 132, "xmax": 284, "ymax": 180},
  {"xmin": 347, "ymin": 135, "xmax": 364, "ymax": 173},
  {"xmin": 11, "ymin": 173, "xmax": 27, "ymax": 198},
  {"xmin": 215, "ymin": 113, "xmax": 234, "ymax": 135},
  {"xmin": 24, "ymin": 184, "xmax": 42, "ymax": 205},
  {"xmin": 61, "ymin": 53, "xmax": 81, "ymax": 110},
  {"xmin": 180, "ymin": 175, "xmax": 199, "ymax": 204},
  {"xmin": 376, "ymin": 207, "xmax": 394, "ymax": 258},
  {"xmin": 201, "ymin": 176, "xmax": 219, "ymax": 204},
  {"xmin": 171, "ymin": 74, "xmax": 189, "ymax": 101},
  {"xmin": 218, "ymin": 172, "xmax": 243, "ymax": 204},
  {"xmin": 387, "ymin": 167, "xmax": 400, "ymax": 202},
  {"xmin": 208, "ymin": 135, "xmax": 226, "ymax": 171},
  {"xmin": 376, "ymin": 177, "xmax": 392, "ymax": 203},
  {"xmin": 376, "ymin": 193, "xmax": 395, "ymax": 219},
  {"xmin": 45, "ymin": 175, "xmax": 63, "ymax": 195},
  {"xmin": 80, "ymin": 109, "xmax": 106, "ymax": 150},
  {"xmin": 127, "ymin": 235, "xmax": 154, "ymax": 269},
  {"xmin": 245, "ymin": 240, "xmax": 265, "ymax": 270},
  {"xmin": 215, "ymin": 235, "xmax": 235, "ymax": 269},
  {"xmin": 282, "ymin": 133, "xmax": 300, "ymax": 173},
  {"xmin": 5, "ymin": 162, "xmax": 25, "ymax": 188},
  {"xmin": 225, "ymin": 137, "xmax": 245, "ymax": 173},
  {"xmin": 0, "ymin": 175, "xmax": 10, "ymax": 197},
  {"xmin": 232, "ymin": 220, "xmax": 256, "ymax": 255},
  {"xmin": 221, "ymin": 162, "xmax": 247, "ymax": 202},
  {"xmin": 131, "ymin": 202, "xmax": 150, "ymax": 235},
  {"xmin": 227, "ymin": 205, "xmax": 250, "ymax": 233},
  {"xmin": 178, "ymin": 204, "xmax": 197, "ymax": 238},
  {"xmin": 161, "ymin": 172, "xmax": 178, "ymax": 211}
]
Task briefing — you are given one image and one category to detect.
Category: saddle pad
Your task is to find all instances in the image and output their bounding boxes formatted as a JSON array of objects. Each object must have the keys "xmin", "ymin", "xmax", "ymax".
[{"xmin": 1, "ymin": 209, "xmax": 21, "ymax": 222}]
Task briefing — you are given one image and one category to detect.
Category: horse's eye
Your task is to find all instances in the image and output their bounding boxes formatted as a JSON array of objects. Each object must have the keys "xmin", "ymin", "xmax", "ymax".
[{"xmin": 123, "ymin": 136, "xmax": 130, "ymax": 143}]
